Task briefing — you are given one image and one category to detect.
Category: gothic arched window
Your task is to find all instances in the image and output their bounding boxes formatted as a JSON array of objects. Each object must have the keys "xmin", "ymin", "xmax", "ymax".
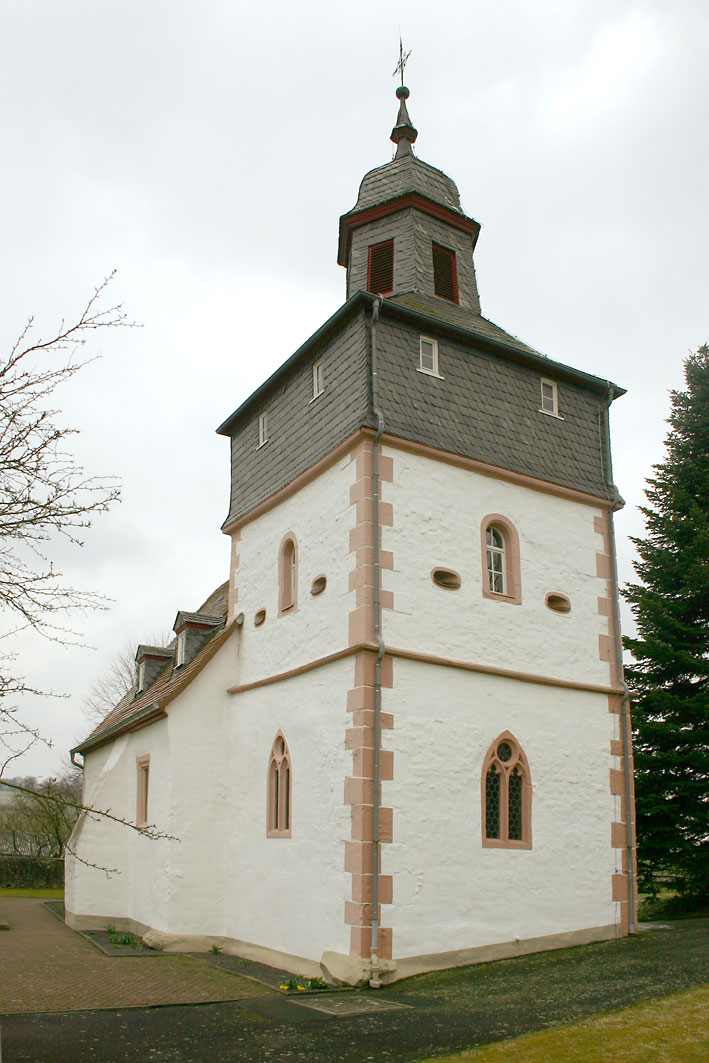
[
  {"xmin": 267, "ymin": 732, "xmax": 292, "ymax": 838},
  {"xmin": 480, "ymin": 515, "xmax": 522, "ymax": 605},
  {"xmin": 481, "ymin": 732, "xmax": 532, "ymax": 849},
  {"xmin": 278, "ymin": 533, "xmax": 298, "ymax": 615}
]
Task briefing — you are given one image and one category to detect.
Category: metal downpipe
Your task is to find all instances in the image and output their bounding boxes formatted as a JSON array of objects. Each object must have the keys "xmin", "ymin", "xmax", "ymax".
[
  {"xmin": 603, "ymin": 389, "xmax": 636, "ymax": 934},
  {"xmin": 369, "ymin": 296, "xmax": 385, "ymax": 987}
]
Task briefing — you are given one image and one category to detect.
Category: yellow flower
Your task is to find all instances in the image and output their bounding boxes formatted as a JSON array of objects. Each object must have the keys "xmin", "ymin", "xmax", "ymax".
[
  {"xmin": 279, "ymin": 984, "xmax": 288, "ymax": 991},
  {"xmin": 297, "ymin": 985, "xmax": 306, "ymax": 991}
]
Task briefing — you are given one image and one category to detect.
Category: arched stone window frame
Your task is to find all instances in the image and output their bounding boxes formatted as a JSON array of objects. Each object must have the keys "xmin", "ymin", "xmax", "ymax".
[
  {"xmin": 136, "ymin": 754, "xmax": 150, "ymax": 828},
  {"xmin": 481, "ymin": 731, "xmax": 532, "ymax": 850},
  {"xmin": 278, "ymin": 532, "xmax": 298, "ymax": 616},
  {"xmin": 267, "ymin": 731, "xmax": 292, "ymax": 838},
  {"xmin": 480, "ymin": 514, "xmax": 522, "ymax": 605}
]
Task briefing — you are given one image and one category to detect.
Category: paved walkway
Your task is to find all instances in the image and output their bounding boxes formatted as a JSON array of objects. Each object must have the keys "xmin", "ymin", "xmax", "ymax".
[
  {"xmin": 0, "ymin": 899, "xmax": 272, "ymax": 1013},
  {"xmin": 1, "ymin": 902, "xmax": 707, "ymax": 1063}
]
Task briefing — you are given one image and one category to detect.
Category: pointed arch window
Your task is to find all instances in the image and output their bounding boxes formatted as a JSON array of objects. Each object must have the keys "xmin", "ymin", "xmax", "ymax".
[
  {"xmin": 480, "ymin": 514, "xmax": 522, "ymax": 605},
  {"xmin": 278, "ymin": 533, "xmax": 298, "ymax": 615},
  {"xmin": 481, "ymin": 733, "xmax": 532, "ymax": 849},
  {"xmin": 267, "ymin": 732, "xmax": 292, "ymax": 837}
]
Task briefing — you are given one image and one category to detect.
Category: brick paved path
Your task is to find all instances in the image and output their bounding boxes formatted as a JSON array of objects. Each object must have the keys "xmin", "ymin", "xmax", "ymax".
[{"xmin": 0, "ymin": 899, "xmax": 272, "ymax": 1014}]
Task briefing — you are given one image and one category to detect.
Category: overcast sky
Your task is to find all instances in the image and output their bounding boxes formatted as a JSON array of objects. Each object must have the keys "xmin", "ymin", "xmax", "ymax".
[{"xmin": 2, "ymin": 0, "xmax": 707, "ymax": 779}]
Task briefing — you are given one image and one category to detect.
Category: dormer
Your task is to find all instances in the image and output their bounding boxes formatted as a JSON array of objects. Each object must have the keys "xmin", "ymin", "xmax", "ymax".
[
  {"xmin": 135, "ymin": 645, "xmax": 174, "ymax": 694},
  {"xmin": 338, "ymin": 86, "xmax": 481, "ymax": 316},
  {"xmin": 172, "ymin": 611, "xmax": 225, "ymax": 669}
]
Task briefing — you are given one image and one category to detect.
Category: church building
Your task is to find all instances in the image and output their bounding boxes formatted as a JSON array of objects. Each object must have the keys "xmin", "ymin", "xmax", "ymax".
[{"xmin": 66, "ymin": 84, "xmax": 637, "ymax": 987}]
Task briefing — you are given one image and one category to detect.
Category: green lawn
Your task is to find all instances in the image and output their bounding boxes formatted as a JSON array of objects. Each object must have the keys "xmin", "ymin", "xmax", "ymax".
[
  {"xmin": 422, "ymin": 986, "xmax": 709, "ymax": 1063},
  {"xmin": 0, "ymin": 886, "xmax": 64, "ymax": 898}
]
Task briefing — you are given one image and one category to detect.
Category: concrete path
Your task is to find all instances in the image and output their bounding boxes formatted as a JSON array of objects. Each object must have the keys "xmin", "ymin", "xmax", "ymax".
[{"xmin": 0, "ymin": 899, "xmax": 272, "ymax": 1013}]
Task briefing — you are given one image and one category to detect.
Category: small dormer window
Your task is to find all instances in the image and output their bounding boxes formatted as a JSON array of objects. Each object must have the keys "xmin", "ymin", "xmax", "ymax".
[
  {"xmin": 432, "ymin": 243, "xmax": 458, "ymax": 303},
  {"xmin": 312, "ymin": 360, "xmax": 324, "ymax": 400},
  {"xmin": 175, "ymin": 631, "xmax": 186, "ymax": 668},
  {"xmin": 258, "ymin": 412, "xmax": 268, "ymax": 447},
  {"xmin": 418, "ymin": 336, "xmax": 441, "ymax": 377},
  {"xmin": 367, "ymin": 240, "xmax": 394, "ymax": 295},
  {"xmin": 137, "ymin": 660, "xmax": 146, "ymax": 692},
  {"xmin": 540, "ymin": 379, "xmax": 561, "ymax": 418}
]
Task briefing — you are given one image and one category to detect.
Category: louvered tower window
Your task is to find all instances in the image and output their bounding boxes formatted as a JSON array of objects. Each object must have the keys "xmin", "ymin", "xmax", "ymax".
[
  {"xmin": 367, "ymin": 240, "xmax": 394, "ymax": 294},
  {"xmin": 432, "ymin": 243, "xmax": 458, "ymax": 303}
]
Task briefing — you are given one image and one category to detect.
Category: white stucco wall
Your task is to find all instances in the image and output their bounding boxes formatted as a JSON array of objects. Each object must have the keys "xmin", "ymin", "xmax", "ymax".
[
  {"xmin": 66, "ymin": 722, "xmax": 172, "ymax": 929},
  {"xmin": 67, "ymin": 638, "xmax": 352, "ymax": 963},
  {"xmin": 231, "ymin": 455, "xmax": 355, "ymax": 687},
  {"xmin": 382, "ymin": 446, "xmax": 613, "ymax": 688},
  {"xmin": 220, "ymin": 658, "xmax": 351, "ymax": 960},
  {"xmin": 384, "ymin": 659, "xmax": 617, "ymax": 958},
  {"xmin": 67, "ymin": 436, "xmax": 622, "ymax": 970}
]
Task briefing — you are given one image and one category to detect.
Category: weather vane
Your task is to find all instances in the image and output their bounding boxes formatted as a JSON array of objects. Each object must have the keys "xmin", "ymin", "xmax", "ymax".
[{"xmin": 393, "ymin": 36, "xmax": 411, "ymax": 87}]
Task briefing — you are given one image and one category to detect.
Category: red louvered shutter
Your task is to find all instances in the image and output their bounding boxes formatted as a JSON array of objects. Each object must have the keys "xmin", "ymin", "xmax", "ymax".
[
  {"xmin": 432, "ymin": 243, "xmax": 458, "ymax": 303},
  {"xmin": 367, "ymin": 241, "xmax": 394, "ymax": 294}
]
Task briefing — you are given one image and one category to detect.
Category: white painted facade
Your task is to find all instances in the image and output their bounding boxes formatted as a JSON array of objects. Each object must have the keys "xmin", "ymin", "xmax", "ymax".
[
  {"xmin": 67, "ymin": 94, "xmax": 634, "ymax": 980},
  {"xmin": 67, "ymin": 436, "xmax": 628, "ymax": 981},
  {"xmin": 68, "ymin": 459, "xmax": 357, "ymax": 966},
  {"xmin": 383, "ymin": 446, "xmax": 611, "ymax": 686}
]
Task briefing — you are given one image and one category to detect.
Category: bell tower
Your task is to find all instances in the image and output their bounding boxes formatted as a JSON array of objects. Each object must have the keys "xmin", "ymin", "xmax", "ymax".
[{"xmin": 338, "ymin": 86, "xmax": 482, "ymax": 317}]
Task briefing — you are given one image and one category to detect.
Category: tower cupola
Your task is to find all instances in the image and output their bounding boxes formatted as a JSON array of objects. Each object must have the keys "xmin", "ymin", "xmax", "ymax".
[{"xmin": 338, "ymin": 85, "xmax": 482, "ymax": 318}]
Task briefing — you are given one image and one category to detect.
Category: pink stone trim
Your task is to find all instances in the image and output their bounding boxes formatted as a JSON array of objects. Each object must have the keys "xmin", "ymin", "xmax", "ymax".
[
  {"xmin": 595, "ymin": 552, "xmax": 611, "ymax": 580},
  {"xmin": 221, "ymin": 428, "xmax": 615, "ymax": 540},
  {"xmin": 481, "ymin": 731, "xmax": 532, "ymax": 850},
  {"xmin": 267, "ymin": 730, "xmax": 292, "ymax": 838},
  {"xmin": 136, "ymin": 755, "xmax": 150, "ymax": 828},
  {"xmin": 597, "ymin": 596, "xmax": 612, "ymax": 616},
  {"xmin": 599, "ymin": 634, "xmax": 615, "ymax": 662},
  {"xmin": 480, "ymin": 514, "xmax": 522, "ymax": 605},
  {"xmin": 381, "ymin": 433, "xmax": 613, "ymax": 509},
  {"xmin": 228, "ymin": 532, "xmax": 241, "ymax": 621},
  {"xmin": 277, "ymin": 531, "xmax": 298, "ymax": 617},
  {"xmin": 310, "ymin": 574, "xmax": 327, "ymax": 596},
  {"xmin": 431, "ymin": 567, "xmax": 462, "ymax": 590},
  {"xmin": 343, "ymin": 439, "xmax": 395, "ymax": 960},
  {"xmin": 545, "ymin": 592, "xmax": 571, "ymax": 613}
]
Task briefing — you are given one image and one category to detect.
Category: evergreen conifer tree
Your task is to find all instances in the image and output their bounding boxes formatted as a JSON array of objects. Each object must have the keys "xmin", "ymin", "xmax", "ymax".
[{"xmin": 624, "ymin": 345, "xmax": 709, "ymax": 902}]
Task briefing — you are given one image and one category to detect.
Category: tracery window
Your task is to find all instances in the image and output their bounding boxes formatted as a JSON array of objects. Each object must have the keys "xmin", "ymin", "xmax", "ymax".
[
  {"xmin": 481, "ymin": 733, "xmax": 531, "ymax": 849},
  {"xmin": 267, "ymin": 732, "xmax": 292, "ymax": 837}
]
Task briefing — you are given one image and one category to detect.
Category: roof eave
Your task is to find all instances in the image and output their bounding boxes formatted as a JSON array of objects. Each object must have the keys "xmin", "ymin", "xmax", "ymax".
[
  {"xmin": 337, "ymin": 192, "xmax": 480, "ymax": 267},
  {"xmin": 215, "ymin": 294, "xmax": 367, "ymax": 437},
  {"xmin": 72, "ymin": 620, "xmax": 238, "ymax": 758},
  {"xmin": 378, "ymin": 297, "xmax": 626, "ymax": 399}
]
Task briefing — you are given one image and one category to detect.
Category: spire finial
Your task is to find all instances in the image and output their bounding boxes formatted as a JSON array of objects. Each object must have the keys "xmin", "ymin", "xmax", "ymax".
[
  {"xmin": 393, "ymin": 36, "xmax": 411, "ymax": 87},
  {"xmin": 390, "ymin": 37, "xmax": 417, "ymax": 158}
]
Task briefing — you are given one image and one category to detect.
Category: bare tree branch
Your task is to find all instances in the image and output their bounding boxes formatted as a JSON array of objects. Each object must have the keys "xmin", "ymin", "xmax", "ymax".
[{"xmin": 0, "ymin": 273, "xmax": 137, "ymax": 776}]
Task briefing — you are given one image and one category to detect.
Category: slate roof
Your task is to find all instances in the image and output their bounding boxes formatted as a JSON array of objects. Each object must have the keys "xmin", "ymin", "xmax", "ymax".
[
  {"xmin": 173, "ymin": 610, "xmax": 224, "ymax": 629},
  {"xmin": 388, "ymin": 292, "xmax": 544, "ymax": 360},
  {"xmin": 73, "ymin": 582, "xmax": 231, "ymax": 757},
  {"xmin": 351, "ymin": 154, "xmax": 463, "ymax": 214}
]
